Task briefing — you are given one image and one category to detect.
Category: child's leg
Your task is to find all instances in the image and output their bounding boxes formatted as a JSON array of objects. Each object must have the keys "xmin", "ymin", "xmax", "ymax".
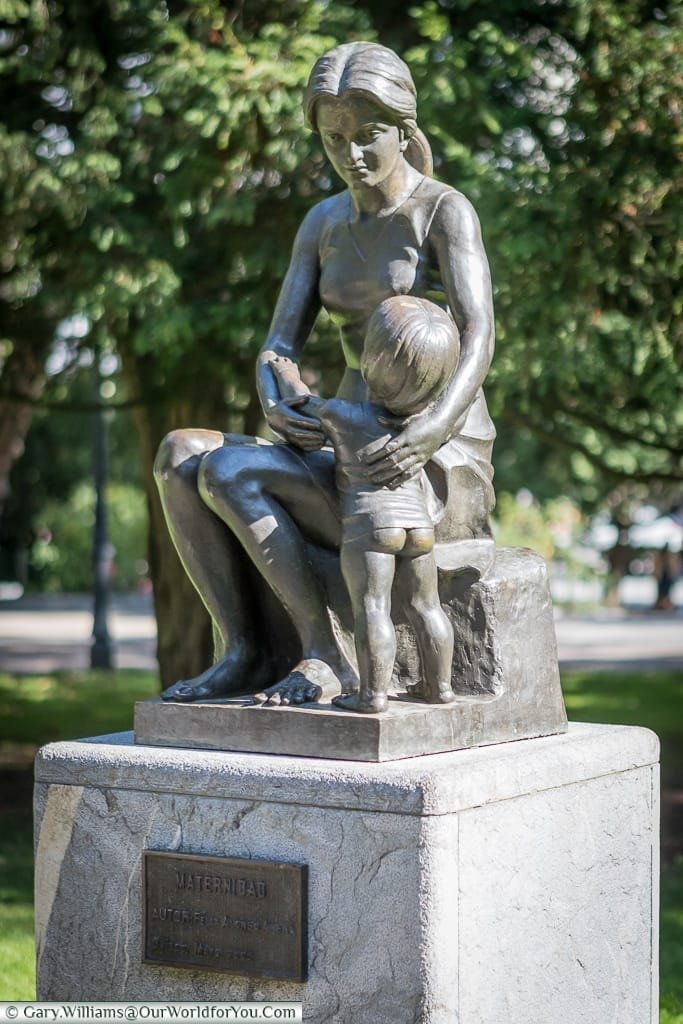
[
  {"xmin": 333, "ymin": 539, "xmax": 398, "ymax": 713},
  {"xmin": 396, "ymin": 548, "xmax": 455, "ymax": 703}
]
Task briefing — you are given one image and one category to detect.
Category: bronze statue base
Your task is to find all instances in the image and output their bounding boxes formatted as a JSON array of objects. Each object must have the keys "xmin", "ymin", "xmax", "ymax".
[
  {"xmin": 135, "ymin": 684, "xmax": 567, "ymax": 762},
  {"xmin": 136, "ymin": 547, "xmax": 566, "ymax": 761}
]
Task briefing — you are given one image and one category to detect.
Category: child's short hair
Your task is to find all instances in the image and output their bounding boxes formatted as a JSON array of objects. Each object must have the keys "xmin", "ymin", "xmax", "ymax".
[{"xmin": 361, "ymin": 296, "xmax": 460, "ymax": 415}]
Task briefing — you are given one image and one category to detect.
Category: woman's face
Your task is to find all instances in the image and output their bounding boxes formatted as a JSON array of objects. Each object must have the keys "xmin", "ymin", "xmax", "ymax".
[{"xmin": 316, "ymin": 95, "xmax": 407, "ymax": 192}]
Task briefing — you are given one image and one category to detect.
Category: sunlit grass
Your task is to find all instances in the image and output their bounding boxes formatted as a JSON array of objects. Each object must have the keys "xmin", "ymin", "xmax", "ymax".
[
  {"xmin": 0, "ymin": 669, "xmax": 159, "ymax": 753},
  {"xmin": 562, "ymin": 669, "xmax": 683, "ymax": 786},
  {"xmin": 0, "ymin": 904, "xmax": 35, "ymax": 1000},
  {"xmin": 0, "ymin": 813, "xmax": 35, "ymax": 1000},
  {"xmin": 661, "ymin": 858, "xmax": 683, "ymax": 1021},
  {"xmin": 0, "ymin": 669, "xmax": 160, "ymax": 1000}
]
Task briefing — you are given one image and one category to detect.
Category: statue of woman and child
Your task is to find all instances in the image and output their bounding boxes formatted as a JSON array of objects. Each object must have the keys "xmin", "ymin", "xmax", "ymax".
[{"xmin": 155, "ymin": 41, "xmax": 496, "ymax": 714}]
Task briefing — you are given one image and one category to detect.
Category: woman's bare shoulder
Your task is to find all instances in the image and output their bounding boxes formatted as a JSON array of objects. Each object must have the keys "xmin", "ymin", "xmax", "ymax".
[
  {"xmin": 427, "ymin": 183, "xmax": 483, "ymax": 245},
  {"xmin": 296, "ymin": 191, "xmax": 350, "ymax": 242}
]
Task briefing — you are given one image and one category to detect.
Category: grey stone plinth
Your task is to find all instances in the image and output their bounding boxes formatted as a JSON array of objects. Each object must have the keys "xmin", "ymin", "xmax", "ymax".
[
  {"xmin": 135, "ymin": 546, "xmax": 567, "ymax": 761},
  {"xmin": 35, "ymin": 724, "xmax": 659, "ymax": 1022}
]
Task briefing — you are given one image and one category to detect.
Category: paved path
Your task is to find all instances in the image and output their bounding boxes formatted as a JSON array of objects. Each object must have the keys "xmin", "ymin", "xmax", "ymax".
[
  {"xmin": 555, "ymin": 609, "xmax": 683, "ymax": 672},
  {"xmin": 0, "ymin": 593, "xmax": 157, "ymax": 673},
  {"xmin": 0, "ymin": 592, "xmax": 681, "ymax": 675}
]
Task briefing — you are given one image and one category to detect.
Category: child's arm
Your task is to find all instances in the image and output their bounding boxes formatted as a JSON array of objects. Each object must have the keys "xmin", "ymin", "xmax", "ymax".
[{"xmin": 304, "ymin": 397, "xmax": 344, "ymax": 447}]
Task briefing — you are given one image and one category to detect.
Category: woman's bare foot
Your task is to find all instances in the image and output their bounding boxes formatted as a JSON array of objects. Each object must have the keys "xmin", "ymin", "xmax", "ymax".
[
  {"xmin": 405, "ymin": 680, "xmax": 456, "ymax": 704},
  {"xmin": 161, "ymin": 650, "xmax": 272, "ymax": 702},
  {"xmin": 332, "ymin": 690, "xmax": 388, "ymax": 714},
  {"xmin": 253, "ymin": 655, "xmax": 357, "ymax": 707}
]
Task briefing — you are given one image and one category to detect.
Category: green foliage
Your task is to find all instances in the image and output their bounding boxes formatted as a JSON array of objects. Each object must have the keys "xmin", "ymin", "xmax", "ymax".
[
  {"xmin": 1, "ymin": 0, "xmax": 370, "ymax": 403},
  {"xmin": 2, "ymin": 0, "xmax": 679, "ymax": 521},
  {"xmin": 1, "ymin": 0, "xmax": 680, "ymax": 640},
  {"xmin": 1, "ymin": 361, "xmax": 144, "ymax": 576},
  {"xmin": 30, "ymin": 481, "xmax": 147, "ymax": 591},
  {"xmin": 403, "ymin": 1, "xmax": 682, "ymax": 504},
  {"xmin": 493, "ymin": 491, "xmax": 586, "ymax": 563}
]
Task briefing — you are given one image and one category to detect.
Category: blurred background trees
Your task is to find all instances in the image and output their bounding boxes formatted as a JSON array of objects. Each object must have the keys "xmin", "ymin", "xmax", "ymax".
[{"xmin": 1, "ymin": 0, "xmax": 680, "ymax": 683}]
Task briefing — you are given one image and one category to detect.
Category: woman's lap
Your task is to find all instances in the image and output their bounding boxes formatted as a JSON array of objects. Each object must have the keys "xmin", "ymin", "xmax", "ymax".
[{"xmin": 202, "ymin": 437, "xmax": 341, "ymax": 550}]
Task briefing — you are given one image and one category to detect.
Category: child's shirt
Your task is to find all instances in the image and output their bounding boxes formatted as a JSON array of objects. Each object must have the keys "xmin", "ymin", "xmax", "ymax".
[{"xmin": 316, "ymin": 398, "xmax": 432, "ymax": 533}]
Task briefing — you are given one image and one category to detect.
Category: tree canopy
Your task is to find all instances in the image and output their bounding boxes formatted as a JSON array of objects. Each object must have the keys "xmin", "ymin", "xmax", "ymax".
[{"xmin": 1, "ymin": 0, "xmax": 681, "ymax": 678}]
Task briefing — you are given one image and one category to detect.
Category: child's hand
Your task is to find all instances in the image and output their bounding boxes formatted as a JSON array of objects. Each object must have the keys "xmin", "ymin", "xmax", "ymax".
[{"xmin": 267, "ymin": 353, "xmax": 312, "ymax": 401}]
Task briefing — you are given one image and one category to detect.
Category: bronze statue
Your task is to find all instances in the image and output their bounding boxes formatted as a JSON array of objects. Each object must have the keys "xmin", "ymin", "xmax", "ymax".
[
  {"xmin": 155, "ymin": 41, "xmax": 495, "ymax": 709},
  {"xmin": 268, "ymin": 295, "xmax": 459, "ymax": 713}
]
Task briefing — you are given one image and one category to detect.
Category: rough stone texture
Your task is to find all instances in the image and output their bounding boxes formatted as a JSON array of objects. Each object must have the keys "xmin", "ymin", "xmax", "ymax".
[
  {"xmin": 400, "ymin": 546, "xmax": 558, "ymax": 700},
  {"xmin": 135, "ymin": 547, "xmax": 567, "ymax": 762},
  {"xmin": 35, "ymin": 724, "xmax": 658, "ymax": 1022}
]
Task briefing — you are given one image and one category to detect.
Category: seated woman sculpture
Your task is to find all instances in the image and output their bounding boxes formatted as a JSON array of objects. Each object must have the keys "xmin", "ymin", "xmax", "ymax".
[{"xmin": 155, "ymin": 40, "xmax": 496, "ymax": 706}]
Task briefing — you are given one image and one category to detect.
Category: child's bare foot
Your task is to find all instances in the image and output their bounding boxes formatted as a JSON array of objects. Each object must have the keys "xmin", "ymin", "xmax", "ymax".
[
  {"xmin": 332, "ymin": 691, "xmax": 388, "ymax": 714},
  {"xmin": 405, "ymin": 680, "xmax": 456, "ymax": 704}
]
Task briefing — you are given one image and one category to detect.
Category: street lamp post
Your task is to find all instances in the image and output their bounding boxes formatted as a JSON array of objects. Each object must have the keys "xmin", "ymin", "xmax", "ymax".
[{"xmin": 91, "ymin": 355, "xmax": 113, "ymax": 669}]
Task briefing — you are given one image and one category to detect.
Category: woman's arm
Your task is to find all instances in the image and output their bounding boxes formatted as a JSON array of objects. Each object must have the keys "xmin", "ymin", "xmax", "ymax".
[
  {"xmin": 256, "ymin": 201, "xmax": 328, "ymax": 450},
  {"xmin": 366, "ymin": 191, "xmax": 494, "ymax": 485},
  {"xmin": 431, "ymin": 190, "xmax": 495, "ymax": 428}
]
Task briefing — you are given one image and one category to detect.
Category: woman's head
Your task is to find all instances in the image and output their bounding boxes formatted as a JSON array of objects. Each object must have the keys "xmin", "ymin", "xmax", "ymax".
[
  {"xmin": 362, "ymin": 296, "xmax": 460, "ymax": 416},
  {"xmin": 304, "ymin": 42, "xmax": 432, "ymax": 176}
]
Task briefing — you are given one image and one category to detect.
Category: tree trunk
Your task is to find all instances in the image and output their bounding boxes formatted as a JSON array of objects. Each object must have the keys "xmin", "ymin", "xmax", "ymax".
[
  {"xmin": 124, "ymin": 352, "xmax": 238, "ymax": 688},
  {"xmin": 0, "ymin": 337, "xmax": 50, "ymax": 517}
]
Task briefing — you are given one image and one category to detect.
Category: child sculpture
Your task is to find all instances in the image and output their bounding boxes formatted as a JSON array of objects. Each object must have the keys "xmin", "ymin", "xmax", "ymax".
[{"xmin": 264, "ymin": 295, "xmax": 459, "ymax": 713}]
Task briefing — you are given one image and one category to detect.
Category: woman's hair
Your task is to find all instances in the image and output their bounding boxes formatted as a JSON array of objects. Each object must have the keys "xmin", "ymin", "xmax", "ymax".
[
  {"xmin": 362, "ymin": 296, "xmax": 459, "ymax": 416},
  {"xmin": 304, "ymin": 42, "xmax": 433, "ymax": 176}
]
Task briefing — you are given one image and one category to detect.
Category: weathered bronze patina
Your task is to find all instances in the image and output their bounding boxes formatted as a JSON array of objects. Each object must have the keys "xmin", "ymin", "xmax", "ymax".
[
  {"xmin": 154, "ymin": 40, "xmax": 497, "ymax": 713},
  {"xmin": 143, "ymin": 851, "xmax": 307, "ymax": 980}
]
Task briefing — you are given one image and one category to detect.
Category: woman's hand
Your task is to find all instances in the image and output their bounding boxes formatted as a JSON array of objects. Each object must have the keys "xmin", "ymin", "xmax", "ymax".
[
  {"xmin": 266, "ymin": 396, "xmax": 326, "ymax": 451},
  {"xmin": 364, "ymin": 408, "xmax": 450, "ymax": 487},
  {"xmin": 365, "ymin": 403, "xmax": 470, "ymax": 486}
]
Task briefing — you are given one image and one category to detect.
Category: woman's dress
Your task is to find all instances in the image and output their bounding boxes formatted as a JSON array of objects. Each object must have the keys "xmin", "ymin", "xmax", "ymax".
[{"xmin": 311, "ymin": 174, "xmax": 496, "ymax": 544}]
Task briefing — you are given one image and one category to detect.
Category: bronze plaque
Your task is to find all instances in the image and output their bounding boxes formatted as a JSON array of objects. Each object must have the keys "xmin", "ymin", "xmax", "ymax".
[{"xmin": 143, "ymin": 851, "xmax": 307, "ymax": 980}]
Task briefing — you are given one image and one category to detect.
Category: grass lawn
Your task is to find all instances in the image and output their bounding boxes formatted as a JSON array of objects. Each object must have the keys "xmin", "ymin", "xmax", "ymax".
[
  {"xmin": 0, "ymin": 810, "xmax": 34, "ymax": 1001},
  {"xmin": 562, "ymin": 669, "xmax": 683, "ymax": 788},
  {"xmin": 0, "ymin": 669, "xmax": 160, "ymax": 749},
  {"xmin": 0, "ymin": 666, "xmax": 681, "ymax": 1017},
  {"xmin": 0, "ymin": 668, "xmax": 160, "ymax": 1001}
]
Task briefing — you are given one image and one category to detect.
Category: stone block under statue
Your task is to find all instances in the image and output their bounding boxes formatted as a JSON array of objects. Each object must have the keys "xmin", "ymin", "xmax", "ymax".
[
  {"xmin": 34, "ymin": 723, "xmax": 659, "ymax": 1022},
  {"xmin": 135, "ymin": 546, "xmax": 567, "ymax": 761}
]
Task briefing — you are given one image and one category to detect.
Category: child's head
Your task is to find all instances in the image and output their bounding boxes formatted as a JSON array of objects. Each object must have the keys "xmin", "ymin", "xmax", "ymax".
[{"xmin": 361, "ymin": 296, "xmax": 460, "ymax": 415}]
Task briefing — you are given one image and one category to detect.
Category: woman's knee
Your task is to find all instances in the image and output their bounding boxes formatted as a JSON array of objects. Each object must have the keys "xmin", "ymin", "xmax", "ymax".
[
  {"xmin": 198, "ymin": 448, "xmax": 262, "ymax": 509},
  {"xmin": 154, "ymin": 430, "xmax": 205, "ymax": 489},
  {"xmin": 154, "ymin": 425, "xmax": 219, "ymax": 485}
]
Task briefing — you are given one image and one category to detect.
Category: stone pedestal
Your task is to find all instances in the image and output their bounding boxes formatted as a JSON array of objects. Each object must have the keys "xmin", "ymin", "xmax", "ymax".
[{"xmin": 35, "ymin": 724, "xmax": 659, "ymax": 1023}]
